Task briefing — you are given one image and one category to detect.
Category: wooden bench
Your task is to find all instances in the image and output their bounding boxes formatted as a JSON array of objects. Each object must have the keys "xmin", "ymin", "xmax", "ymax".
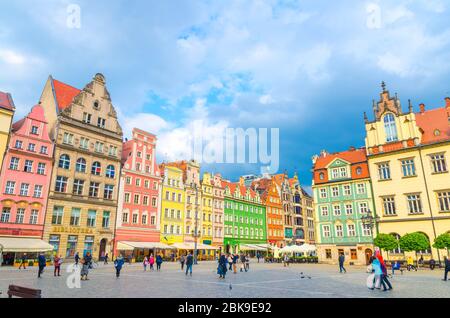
[{"xmin": 7, "ymin": 285, "xmax": 41, "ymax": 298}]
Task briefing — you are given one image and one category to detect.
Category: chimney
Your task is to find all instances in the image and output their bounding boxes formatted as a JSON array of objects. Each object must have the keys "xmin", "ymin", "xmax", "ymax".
[
  {"xmin": 419, "ymin": 103, "xmax": 425, "ymax": 113},
  {"xmin": 320, "ymin": 150, "xmax": 328, "ymax": 157},
  {"xmin": 239, "ymin": 176, "xmax": 245, "ymax": 186},
  {"xmin": 445, "ymin": 97, "xmax": 450, "ymax": 109},
  {"xmin": 349, "ymin": 146, "xmax": 356, "ymax": 151}
]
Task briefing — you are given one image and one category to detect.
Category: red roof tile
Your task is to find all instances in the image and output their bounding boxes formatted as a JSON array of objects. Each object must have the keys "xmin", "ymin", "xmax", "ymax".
[
  {"xmin": 0, "ymin": 91, "xmax": 15, "ymax": 111},
  {"xmin": 52, "ymin": 79, "xmax": 81, "ymax": 111},
  {"xmin": 415, "ymin": 107, "xmax": 450, "ymax": 145}
]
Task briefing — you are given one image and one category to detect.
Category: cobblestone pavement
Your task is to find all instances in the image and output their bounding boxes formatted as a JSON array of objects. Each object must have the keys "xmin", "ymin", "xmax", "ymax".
[{"xmin": 0, "ymin": 261, "xmax": 448, "ymax": 298}]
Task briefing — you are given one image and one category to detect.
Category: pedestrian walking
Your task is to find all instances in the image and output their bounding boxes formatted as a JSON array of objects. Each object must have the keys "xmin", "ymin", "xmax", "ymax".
[
  {"xmin": 104, "ymin": 253, "xmax": 109, "ymax": 265},
  {"xmin": 180, "ymin": 254, "xmax": 186, "ymax": 271},
  {"xmin": 19, "ymin": 254, "xmax": 27, "ymax": 270},
  {"xmin": 443, "ymin": 256, "xmax": 450, "ymax": 281},
  {"xmin": 245, "ymin": 254, "xmax": 250, "ymax": 271},
  {"xmin": 143, "ymin": 256, "xmax": 149, "ymax": 271},
  {"xmin": 283, "ymin": 254, "xmax": 290, "ymax": 267},
  {"xmin": 53, "ymin": 255, "xmax": 63, "ymax": 277},
  {"xmin": 74, "ymin": 252, "xmax": 80, "ymax": 265},
  {"xmin": 227, "ymin": 254, "xmax": 233, "ymax": 271},
  {"xmin": 232, "ymin": 254, "xmax": 238, "ymax": 274},
  {"xmin": 114, "ymin": 255, "xmax": 125, "ymax": 278},
  {"xmin": 257, "ymin": 253, "xmax": 261, "ymax": 263},
  {"xmin": 156, "ymin": 254, "xmax": 163, "ymax": 271},
  {"xmin": 149, "ymin": 254, "xmax": 155, "ymax": 271},
  {"xmin": 37, "ymin": 252, "xmax": 46, "ymax": 278},
  {"xmin": 418, "ymin": 255, "xmax": 424, "ymax": 269},
  {"xmin": 371, "ymin": 256, "xmax": 383, "ymax": 290},
  {"xmin": 81, "ymin": 252, "xmax": 92, "ymax": 281},
  {"xmin": 240, "ymin": 253, "xmax": 246, "ymax": 272},
  {"xmin": 376, "ymin": 252, "xmax": 393, "ymax": 291},
  {"xmin": 185, "ymin": 252, "xmax": 193, "ymax": 276},
  {"xmin": 218, "ymin": 253, "xmax": 228, "ymax": 279},
  {"xmin": 338, "ymin": 253, "xmax": 346, "ymax": 273}
]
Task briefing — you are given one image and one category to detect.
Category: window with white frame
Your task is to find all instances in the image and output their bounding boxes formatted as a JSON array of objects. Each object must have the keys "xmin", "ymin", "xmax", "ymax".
[
  {"xmin": 437, "ymin": 191, "xmax": 450, "ymax": 212},
  {"xmin": 29, "ymin": 210, "xmax": 39, "ymax": 224},
  {"xmin": 335, "ymin": 225, "xmax": 343, "ymax": 237},
  {"xmin": 382, "ymin": 197, "xmax": 396, "ymax": 215},
  {"xmin": 339, "ymin": 167, "xmax": 347, "ymax": 178},
  {"xmin": 319, "ymin": 188, "xmax": 327, "ymax": 198},
  {"xmin": 15, "ymin": 208, "xmax": 25, "ymax": 223},
  {"xmin": 362, "ymin": 224, "xmax": 372, "ymax": 236},
  {"xmin": 333, "ymin": 205, "xmax": 341, "ymax": 216},
  {"xmin": 357, "ymin": 183, "xmax": 366, "ymax": 194},
  {"xmin": 331, "ymin": 169, "xmax": 339, "ymax": 179},
  {"xmin": 345, "ymin": 204, "xmax": 353, "ymax": 215},
  {"xmin": 20, "ymin": 183, "xmax": 29, "ymax": 196},
  {"xmin": 331, "ymin": 186, "xmax": 339, "ymax": 197},
  {"xmin": 359, "ymin": 202, "xmax": 368, "ymax": 214},
  {"xmin": 401, "ymin": 159, "xmax": 416, "ymax": 177},
  {"xmin": 347, "ymin": 224, "xmax": 356, "ymax": 236},
  {"xmin": 9, "ymin": 157, "xmax": 19, "ymax": 170},
  {"xmin": 33, "ymin": 185, "xmax": 43, "ymax": 198},
  {"xmin": 378, "ymin": 162, "xmax": 391, "ymax": 180},
  {"xmin": 343, "ymin": 185, "xmax": 351, "ymax": 196},
  {"xmin": 406, "ymin": 194, "xmax": 423, "ymax": 214},
  {"xmin": 5, "ymin": 181, "xmax": 15, "ymax": 194},
  {"xmin": 430, "ymin": 153, "xmax": 447, "ymax": 173}
]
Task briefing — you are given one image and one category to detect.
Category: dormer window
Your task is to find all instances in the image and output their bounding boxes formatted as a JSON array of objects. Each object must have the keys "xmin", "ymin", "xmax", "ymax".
[
  {"xmin": 30, "ymin": 126, "xmax": 39, "ymax": 135},
  {"xmin": 319, "ymin": 173, "xmax": 324, "ymax": 180},
  {"xmin": 434, "ymin": 129, "xmax": 441, "ymax": 136},
  {"xmin": 384, "ymin": 113, "xmax": 398, "ymax": 142}
]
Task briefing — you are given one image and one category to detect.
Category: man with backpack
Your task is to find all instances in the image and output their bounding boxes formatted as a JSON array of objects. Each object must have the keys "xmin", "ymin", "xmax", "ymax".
[{"xmin": 185, "ymin": 252, "xmax": 193, "ymax": 276}]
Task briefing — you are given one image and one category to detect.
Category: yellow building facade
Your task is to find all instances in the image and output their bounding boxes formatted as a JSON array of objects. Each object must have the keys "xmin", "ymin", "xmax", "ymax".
[
  {"xmin": 159, "ymin": 165, "xmax": 185, "ymax": 245},
  {"xmin": 201, "ymin": 173, "xmax": 213, "ymax": 245},
  {"xmin": 365, "ymin": 84, "xmax": 450, "ymax": 262},
  {"xmin": 0, "ymin": 92, "xmax": 15, "ymax": 171}
]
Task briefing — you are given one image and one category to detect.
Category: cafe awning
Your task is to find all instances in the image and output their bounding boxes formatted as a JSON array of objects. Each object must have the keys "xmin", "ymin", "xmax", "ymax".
[
  {"xmin": 172, "ymin": 242, "xmax": 219, "ymax": 250},
  {"xmin": 239, "ymin": 244, "xmax": 267, "ymax": 251},
  {"xmin": 116, "ymin": 241, "xmax": 176, "ymax": 250},
  {"xmin": 0, "ymin": 237, "xmax": 54, "ymax": 253}
]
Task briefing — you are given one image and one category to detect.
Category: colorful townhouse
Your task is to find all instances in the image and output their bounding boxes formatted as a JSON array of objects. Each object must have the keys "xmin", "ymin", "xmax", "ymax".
[
  {"xmin": 0, "ymin": 104, "xmax": 54, "ymax": 264},
  {"xmin": 290, "ymin": 174, "xmax": 307, "ymax": 245},
  {"xmin": 211, "ymin": 173, "xmax": 224, "ymax": 252},
  {"xmin": 312, "ymin": 148, "xmax": 374, "ymax": 265},
  {"xmin": 364, "ymin": 84, "xmax": 450, "ymax": 262},
  {"xmin": 0, "ymin": 91, "xmax": 15, "ymax": 171},
  {"xmin": 273, "ymin": 173, "xmax": 294, "ymax": 246},
  {"xmin": 40, "ymin": 74, "xmax": 123, "ymax": 260},
  {"xmin": 251, "ymin": 177, "xmax": 284, "ymax": 247},
  {"xmin": 302, "ymin": 189, "xmax": 316, "ymax": 244},
  {"xmin": 222, "ymin": 178, "xmax": 267, "ymax": 254},
  {"xmin": 159, "ymin": 164, "xmax": 185, "ymax": 245},
  {"xmin": 200, "ymin": 172, "xmax": 213, "ymax": 246},
  {"xmin": 114, "ymin": 128, "xmax": 162, "ymax": 257},
  {"xmin": 167, "ymin": 160, "xmax": 203, "ymax": 247}
]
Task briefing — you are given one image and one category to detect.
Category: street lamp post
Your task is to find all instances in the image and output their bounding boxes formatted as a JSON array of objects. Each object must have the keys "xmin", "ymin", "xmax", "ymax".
[{"xmin": 360, "ymin": 209, "xmax": 379, "ymax": 247}]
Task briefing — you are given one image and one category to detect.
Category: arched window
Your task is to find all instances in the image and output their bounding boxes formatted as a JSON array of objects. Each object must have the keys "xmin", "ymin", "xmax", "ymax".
[
  {"xmin": 91, "ymin": 161, "xmax": 101, "ymax": 175},
  {"xmin": 106, "ymin": 165, "xmax": 115, "ymax": 178},
  {"xmin": 390, "ymin": 233, "xmax": 403, "ymax": 254},
  {"xmin": 75, "ymin": 158, "xmax": 86, "ymax": 173},
  {"xmin": 58, "ymin": 154, "xmax": 70, "ymax": 169},
  {"xmin": 384, "ymin": 113, "xmax": 398, "ymax": 142}
]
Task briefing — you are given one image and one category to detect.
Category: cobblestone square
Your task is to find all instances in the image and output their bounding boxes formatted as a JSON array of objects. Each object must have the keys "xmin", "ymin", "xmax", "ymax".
[{"xmin": 0, "ymin": 261, "xmax": 448, "ymax": 298}]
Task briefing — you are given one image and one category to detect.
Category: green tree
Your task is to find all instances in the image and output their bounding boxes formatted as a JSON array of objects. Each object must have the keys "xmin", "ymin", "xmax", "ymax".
[
  {"xmin": 433, "ymin": 233, "xmax": 450, "ymax": 256},
  {"xmin": 399, "ymin": 232, "xmax": 430, "ymax": 263},
  {"xmin": 373, "ymin": 233, "xmax": 398, "ymax": 260}
]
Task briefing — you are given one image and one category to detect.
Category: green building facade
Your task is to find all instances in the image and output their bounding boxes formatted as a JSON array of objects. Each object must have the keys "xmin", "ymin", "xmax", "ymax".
[
  {"xmin": 312, "ymin": 149, "xmax": 375, "ymax": 265},
  {"xmin": 222, "ymin": 180, "xmax": 267, "ymax": 254}
]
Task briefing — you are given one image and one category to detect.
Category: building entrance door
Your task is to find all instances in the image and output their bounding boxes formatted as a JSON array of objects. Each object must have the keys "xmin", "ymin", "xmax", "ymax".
[
  {"xmin": 99, "ymin": 238, "xmax": 107, "ymax": 260},
  {"xmin": 365, "ymin": 248, "xmax": 373, "ymax": 265}
]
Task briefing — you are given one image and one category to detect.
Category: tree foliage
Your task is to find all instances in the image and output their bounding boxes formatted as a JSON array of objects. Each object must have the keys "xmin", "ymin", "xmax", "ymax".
[
  {"xmin": 399, "ymin": 232, "xmax": 430, "ymax": 252},
  {"xmin": 374, "ymin": 233, "xmax": 398, "ymax": 251},
  {"xmin": 433, "ymin": 233, "xmax": 450, "ymax": 250}
]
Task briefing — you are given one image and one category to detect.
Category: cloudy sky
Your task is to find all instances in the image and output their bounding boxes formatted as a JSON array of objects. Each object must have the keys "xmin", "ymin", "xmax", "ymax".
[{"xmin": 1, "ymin": 0, "xmax": 450, "ymax": 188}]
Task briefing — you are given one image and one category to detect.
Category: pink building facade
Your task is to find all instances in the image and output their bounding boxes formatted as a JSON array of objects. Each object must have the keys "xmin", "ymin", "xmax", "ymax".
[
  {"xmin": 114, "ymin": 128, "xmax": 162, "ymax": 255},
  {"xmin": 0, "ymin": 104, "xmax": 54, "ymax": 238}
]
